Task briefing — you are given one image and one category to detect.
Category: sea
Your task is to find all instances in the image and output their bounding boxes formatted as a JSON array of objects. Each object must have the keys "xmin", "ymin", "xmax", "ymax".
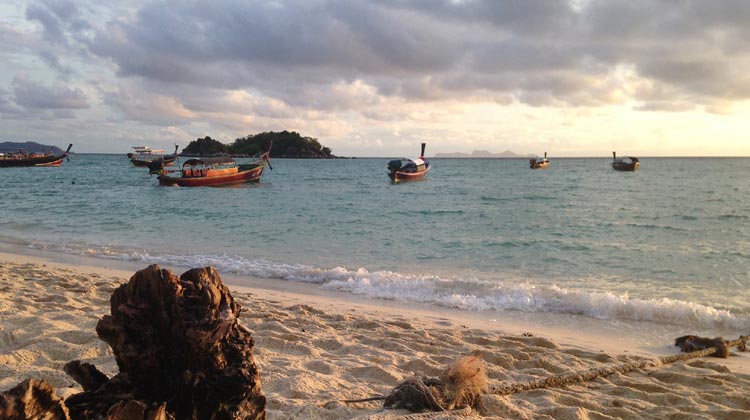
[{"xmin": 1, "ymin": 154, "xmax": 749, "ymax": 344}]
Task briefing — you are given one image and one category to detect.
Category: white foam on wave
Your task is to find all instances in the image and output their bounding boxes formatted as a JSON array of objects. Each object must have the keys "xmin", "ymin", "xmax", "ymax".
[
  {"xmin": 326, "ymin": 274, "xmax": 749, "ymax": 330},
  {"xmin": 25, "ymin": 242, "xmax": 750, "ymax": 332},
  {"xmin": 126, "ymin": 251, "xmax": 750, "ymax": 332}
]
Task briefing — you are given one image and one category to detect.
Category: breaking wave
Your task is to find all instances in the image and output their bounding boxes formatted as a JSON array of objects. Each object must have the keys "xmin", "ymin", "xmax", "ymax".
[{"xmin": 26, "ymin": 241, "xmax": 750, "ymax": 333}]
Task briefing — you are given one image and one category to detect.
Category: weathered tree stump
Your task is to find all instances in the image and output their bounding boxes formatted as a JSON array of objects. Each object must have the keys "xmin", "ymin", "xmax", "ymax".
[{"xmin": 64, "ymin": 264, "xmax": 265, "ymax": 419}]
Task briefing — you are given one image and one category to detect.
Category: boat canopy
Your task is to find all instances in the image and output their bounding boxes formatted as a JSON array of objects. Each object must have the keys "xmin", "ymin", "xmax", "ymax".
[
  {"xmin": 132, "ymin": 146, "xmax": 167, "ymax": 154},
  {"xmin": 409, "ymin": 158, "xmax": 425, "ymax": 166},
  {"xmin": 182, "ymin": 157, "xmax": 236, "ymax": 167}
]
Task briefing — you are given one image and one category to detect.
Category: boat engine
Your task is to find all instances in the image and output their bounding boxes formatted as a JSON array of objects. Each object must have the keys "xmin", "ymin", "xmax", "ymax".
[
  {"xmin": 387, "ymin": 159, "xmax": 402, "ymax": 172},
  {"xmin": 148, "ymin": 161, "xmax": 165, "ymax": 175}
]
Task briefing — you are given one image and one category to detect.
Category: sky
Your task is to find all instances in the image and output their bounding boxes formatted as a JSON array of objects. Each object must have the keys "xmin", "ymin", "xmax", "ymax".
[{"xmin": 2, "ymin": 0, "xmax": 750, "ymax": 157}]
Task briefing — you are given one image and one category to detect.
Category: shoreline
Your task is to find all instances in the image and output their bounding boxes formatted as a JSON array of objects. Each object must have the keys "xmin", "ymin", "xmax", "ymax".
[
  {"xmin": 2, "ymin": 248, "xmax": 750, "ymax": 418},
  {"xmin": 2, "ymin": 246, "xmax": 747, "ymax": 373}
]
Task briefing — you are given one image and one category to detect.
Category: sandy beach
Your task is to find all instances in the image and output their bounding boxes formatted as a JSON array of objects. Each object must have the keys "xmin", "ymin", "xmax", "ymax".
[{"xmin": 2, "ymin": 251, "xmax": 750, "ymax": 419}]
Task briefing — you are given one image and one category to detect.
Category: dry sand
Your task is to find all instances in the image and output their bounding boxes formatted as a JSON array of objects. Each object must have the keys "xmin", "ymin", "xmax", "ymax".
[{"xmin": 2, "ymin": 251, "xmax": 750, "ymax": 419}]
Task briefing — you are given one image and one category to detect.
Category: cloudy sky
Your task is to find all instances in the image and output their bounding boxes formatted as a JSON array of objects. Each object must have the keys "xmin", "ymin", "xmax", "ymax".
[{"xmin": 2, "ymin": 0, "xmax": 750, "ymax": 156}]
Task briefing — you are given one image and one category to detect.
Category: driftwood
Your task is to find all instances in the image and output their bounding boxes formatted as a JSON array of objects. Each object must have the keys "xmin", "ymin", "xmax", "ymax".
[
  {"xmin": 63, "ymin": 361, "xmax": 109, "ymax": 392},
  {"xmin": 0, "ymin": 265, "xmax": 266, "ymax": 420},
  {"xmin": 674, "ymin": 334, "xmax": 748, "ymax": 356},
  {"xmin": 0, "ymin": 379, "xmax": 70, "ymax": 420}
]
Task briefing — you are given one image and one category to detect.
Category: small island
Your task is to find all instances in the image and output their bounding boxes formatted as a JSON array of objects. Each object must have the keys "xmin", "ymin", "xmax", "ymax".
[
  {"xmin": 0, "ymin": 141, "xmax": 66, "ymax": 155},
  {"xmin": 433, "ymin": 150, "xmax": 535, "ymax": 158},
  {"xmin": 181, "ymin": 131, "xmax": 335, "ymax": 158}
]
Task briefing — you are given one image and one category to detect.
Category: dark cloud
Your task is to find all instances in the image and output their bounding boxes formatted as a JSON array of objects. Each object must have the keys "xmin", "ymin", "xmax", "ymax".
[
  {"xmin": 88, "ymin": 0, "xmax": 460, "ymax": 94},
  {"xmin": 0, "ymin": 87, "xmax": 22, "ymax": 115},
  {"xmin": 79, "ymin": 0, "xmax": 750, "ymax": 113},
  {"xmin": 52, "ymin": 108, "xmax": 77, "ymax": 119},
  {"xmin": 25, "ymin": 2, "xmax": 66, "ymax": 45},
  {"xmin": 11, "ymin": 75, "xmax": 89, "ymax": 111},
  {"xmin": 383, "ymin": 0, "xmax": 579, "ymax": 35},
  {"xmin": 25, "ymin": 0, "xmax": 89, "ymax": 46},
  {"xmin": 37, "ymin": 50, "xmax": 73, "ymax": 77}
]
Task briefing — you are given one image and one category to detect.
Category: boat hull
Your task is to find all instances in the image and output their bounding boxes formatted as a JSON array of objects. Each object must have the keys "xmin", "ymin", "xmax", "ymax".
[
  {"xmin": 0, "ymin": 144, "xmax": 72, "ymax": 168},
  {"xmin": 130, "ymin": 155, "xmax": 177, "ymax": 167},
  {"xmin": 611, "ymin": 152, "xmax": 639, "ymax": 171},
  {"xmin": 612, "ymin": 162, "xmax": 639, "ymax": 171},
  {"xmin": 388, "ymin": 163, "xmax": 431, "ymax": 183},
  {"xmin": 530, "ymin": 153, "xmax": 549, "ymax": 169},
  {"xmin": 0, "ymin": 156, "xmax": 64, "ymax": 167},
  {"xmin": 158, "ymin": 165, "xmax": 266, "ymax": 187}
]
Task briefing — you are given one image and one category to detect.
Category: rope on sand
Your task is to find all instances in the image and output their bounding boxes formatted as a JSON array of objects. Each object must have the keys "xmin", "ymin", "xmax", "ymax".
[
  {"xmin": 344, "ymin": 335, "xmax": 748, "ymax": 415},
  {"xmin": 395, "ymin": 406, "xmax": 472, "ymax": 418},
  {"xmin": 490, "ymin": 345, "xmax": 711, "ymax": 396},
  {"xmin": 354, "ymin": 406, "xmax": 473, "ymax": 420},
  {"xmin": 489, "ymin": 335, "xmax": 747, "ymax": 396}
]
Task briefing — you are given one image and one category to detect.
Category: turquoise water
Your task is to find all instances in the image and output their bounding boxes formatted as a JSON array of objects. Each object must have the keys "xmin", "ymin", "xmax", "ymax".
[{"xmin": 1, "ymin": 154, "xmax": 749, "ymax": 332}]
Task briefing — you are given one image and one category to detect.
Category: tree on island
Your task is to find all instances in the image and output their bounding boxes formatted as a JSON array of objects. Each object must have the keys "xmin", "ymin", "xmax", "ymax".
[
  {"xmin": 181, "ymin": 136, "xmax": 228, "ymax": 156},
  {"xmin": 181, "ymin": 131, "xmax": 335, "ymax": 158}
]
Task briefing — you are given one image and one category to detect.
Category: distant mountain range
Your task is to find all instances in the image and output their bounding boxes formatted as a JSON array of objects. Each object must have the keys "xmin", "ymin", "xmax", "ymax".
[
  {"xmin": 0, "ymin": 141, "xmax": 66, "ymax": 154},
  {"xmin": 432, "ymin": 150, "xmax": 536, "ymax": 158}
]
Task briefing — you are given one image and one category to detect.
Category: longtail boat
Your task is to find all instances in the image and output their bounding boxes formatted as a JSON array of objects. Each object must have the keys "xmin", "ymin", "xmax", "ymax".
[
  {"xmin": 128, "ymin": 145, "xmax": 179, "ymax": 167},
  {"xmin": 530, "ymin": 152, "xmax": 550, "ymax": 169},
  {"xmin": 611, "ymin": 151, "xmax": 639, "ymax": 171},
  {"xmin": 0, "ymin": 144, "xmax": 72, "ymax": 167},
  {"xmin": 387, "ymin": 143, "xmax": 431, "ymax": 183},
  {"xmin": 155, "ymin": 147, "xmax": 272, "ymax": 187}
]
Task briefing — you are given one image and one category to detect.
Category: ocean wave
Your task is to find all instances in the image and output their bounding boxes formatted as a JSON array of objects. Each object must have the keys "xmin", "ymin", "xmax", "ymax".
[
  {"xmin": 0, "ymin": 235, "xmax": 32, "ymax": 246},
  {"xmin": 20, "ymin": 241, "xmax": 750, "ymax": 332},
  {"xmin": 624, "ymin": 222, "xmax": 687, "ymax": 232},
  {"xmin": 394, "ymin": 209, "xmax": 464, "ymax": 216},
  {"xmin": 320, "ymin": 274, "xmax": 749, "ymax": 331},
  {"xmin": 479, "ymin": 196, "xmax": 510, "ymax": 203},
  {"xmin": 521, "ymin": 195, "xmax": 556, "ymax": 201},
  {"xmin": 717, "ymin": 214, "xmax": 749, "ymax": 221}
]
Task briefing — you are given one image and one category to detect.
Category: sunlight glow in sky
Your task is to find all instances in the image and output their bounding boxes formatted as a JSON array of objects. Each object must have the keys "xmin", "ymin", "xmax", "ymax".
[{"xmin": 2, "ymin": 0, "xmax": 750, "ymax": 156}]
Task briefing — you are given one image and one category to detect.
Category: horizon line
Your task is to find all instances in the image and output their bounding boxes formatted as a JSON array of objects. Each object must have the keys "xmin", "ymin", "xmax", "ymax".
[{"xmin": 71, "ymin": 152, "xmax": 750, "ymax": 159}]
